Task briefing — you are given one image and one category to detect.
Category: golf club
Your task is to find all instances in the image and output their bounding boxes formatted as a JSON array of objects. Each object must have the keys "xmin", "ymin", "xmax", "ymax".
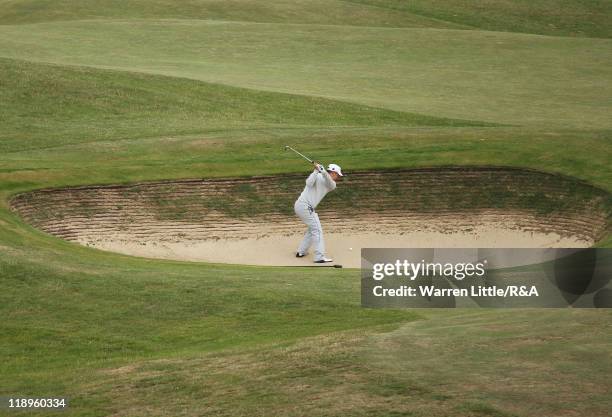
[{"xmin": 285, "ymin": 145, "xmax": 314, "ymax": 164}]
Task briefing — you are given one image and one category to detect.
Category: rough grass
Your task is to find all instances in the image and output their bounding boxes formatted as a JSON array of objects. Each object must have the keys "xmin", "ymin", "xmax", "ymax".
[
  {"xmin": 10, "ymin": 310, "xmax": 612, "ymax": 416},
  {"xmin": 366, "ymin": 309, "xmax": 612, "ymax": 417}
]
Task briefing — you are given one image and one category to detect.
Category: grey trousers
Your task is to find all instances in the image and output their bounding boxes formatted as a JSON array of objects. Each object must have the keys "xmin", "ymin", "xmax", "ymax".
[{"xmin": 294, "ymin": 200, "xmax": 325, "ymax": 261}]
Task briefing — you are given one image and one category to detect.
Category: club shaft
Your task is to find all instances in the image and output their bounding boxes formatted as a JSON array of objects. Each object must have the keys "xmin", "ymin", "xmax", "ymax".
[{"xmin": 286, "ymin": 146, "xmax": 313, "ymax": 163}]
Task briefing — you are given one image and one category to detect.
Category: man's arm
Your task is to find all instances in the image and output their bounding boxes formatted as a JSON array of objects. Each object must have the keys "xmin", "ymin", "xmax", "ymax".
[
  {"xmin": 320, "ymin": 168, "xmax": 337, "ymax": 190},
  {"xmin": 306, "ymin": 162, "xmax": 325, "ymax": 187},
  {"xmin": 305, "ymin": 170, "xmax": 318, "ymax": 187}
]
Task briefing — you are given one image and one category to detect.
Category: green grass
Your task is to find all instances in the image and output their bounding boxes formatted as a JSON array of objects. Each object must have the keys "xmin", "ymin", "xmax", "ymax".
[
  {"xmin": 0, "ymin": 0, "xmax": 466, "ymax": 28},
  {"xmin": 1, "ymin": 20, "xmax": 611, "ymax": 128},
  {"xmin": 0, "ymin": 58, "xmax": 485, "ymax": 153},
  {"xmin": 4, "ymin": 309, "xmax": 610, "ymax": 416},
  {"xmin": 350, "ymin": 0, "xmax": 612, "ymax": 38},
  {"xmin": 1, "ymin": 0, "xmax": 609, "ymax": 37},
  {"xmin": 0, "ymin": 1, "xmax": 611, "ymax": 416},
  {"xmin": 0, "ymin": 245, "xmax": 414, "ymax": 375},
  {"xmin": 365, "ymin": 309, "xmax": 612, "ymax": 417}
]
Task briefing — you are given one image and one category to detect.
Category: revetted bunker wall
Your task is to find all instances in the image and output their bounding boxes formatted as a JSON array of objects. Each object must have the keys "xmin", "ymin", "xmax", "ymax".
[{"xmin": 10, "ymin": 167, "xmax": 612, "ymax": 244}]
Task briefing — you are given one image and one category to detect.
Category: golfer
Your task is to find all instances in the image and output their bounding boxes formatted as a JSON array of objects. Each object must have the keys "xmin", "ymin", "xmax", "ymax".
[{"xmin": 294, "ymin": 162, "xmax": 343, "ymax": 263}]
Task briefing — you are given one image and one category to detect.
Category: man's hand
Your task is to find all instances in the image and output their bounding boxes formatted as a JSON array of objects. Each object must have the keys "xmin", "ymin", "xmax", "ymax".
[{"xmin": 313, "ymin": 161, "xmax": 324, "ymax": 173}]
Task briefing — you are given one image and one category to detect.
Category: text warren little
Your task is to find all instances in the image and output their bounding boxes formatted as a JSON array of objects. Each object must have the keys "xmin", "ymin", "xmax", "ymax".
[{"xmin": 373, "ymin": 285, "xmax": 539, "ymax": 298}]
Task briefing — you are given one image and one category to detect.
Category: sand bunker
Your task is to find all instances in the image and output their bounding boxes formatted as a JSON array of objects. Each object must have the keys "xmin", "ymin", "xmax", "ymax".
[{"xmin": 11, "ymin": 167, "xmax": 611, "ymax": 268}]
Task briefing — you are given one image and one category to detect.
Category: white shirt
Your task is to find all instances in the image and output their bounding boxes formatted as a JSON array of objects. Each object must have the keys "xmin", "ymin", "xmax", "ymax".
[{"xmin": 297, "ymin": 169, "xmax": 336, "ymax": 209}]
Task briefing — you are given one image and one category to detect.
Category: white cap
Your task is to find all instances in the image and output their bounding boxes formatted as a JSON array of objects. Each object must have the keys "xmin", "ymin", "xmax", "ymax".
[{"xmin": 327, "ymin": 163, "xmax": 343, "ymax": 176}]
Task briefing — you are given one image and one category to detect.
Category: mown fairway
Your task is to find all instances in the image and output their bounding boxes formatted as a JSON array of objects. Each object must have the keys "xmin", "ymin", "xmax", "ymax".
[
  {"xmin": 1, "ymin": 1, "xmax": 611, "ymax": 416},
  {"xmin": 1, "ymin": 20, "xmax": 611, "ymax": 128}
]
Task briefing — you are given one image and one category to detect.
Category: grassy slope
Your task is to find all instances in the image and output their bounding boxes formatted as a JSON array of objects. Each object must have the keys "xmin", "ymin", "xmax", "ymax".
[
  {"xmin": 0, "ymin": 61, "xmax": 610, "ymax": 415},
  {"xmin": 1, "ymin": 58, "xmax": 481, "ymax": 153},
  {"xmin": 0, "ymin": 0, "xmax": 466, "ymax": 28},
  {"xmin": 0, "ymin": 225, "xmax": 414, "ymax": 398},
  {"xmin": 0, "ymin": 1, "xmax": 611, "ymax": 416},
  {"xmin": 0, "ymin": 21, "xmax": 610, "ymax": 129},
  {"xmin": 0, "ymin": 59, "xmax": 460, "ymax": 414},
  {"xmin": 64, "ymin": 310, "xmax": 609, "ymax": 417},
  {"xmin": 0, "ymin": 61, "xmax": 609, "ymax": 195},
  {"xmin": 0, "ymin": 0, "xmax": 610, "ymax": 38},
  {"xmin": 350, "ymin": 0, "xmax": 612, "ymax": 38}
]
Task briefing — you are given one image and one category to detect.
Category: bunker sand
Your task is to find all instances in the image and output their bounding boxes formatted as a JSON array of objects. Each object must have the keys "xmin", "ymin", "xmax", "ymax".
[
  {"xmin": 81, "ymin": 224, "xmax": 590, "ymax": 269},
  {"xmin": 10, "ymin": 168, "xmax": 610, "ymax": 268}
]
